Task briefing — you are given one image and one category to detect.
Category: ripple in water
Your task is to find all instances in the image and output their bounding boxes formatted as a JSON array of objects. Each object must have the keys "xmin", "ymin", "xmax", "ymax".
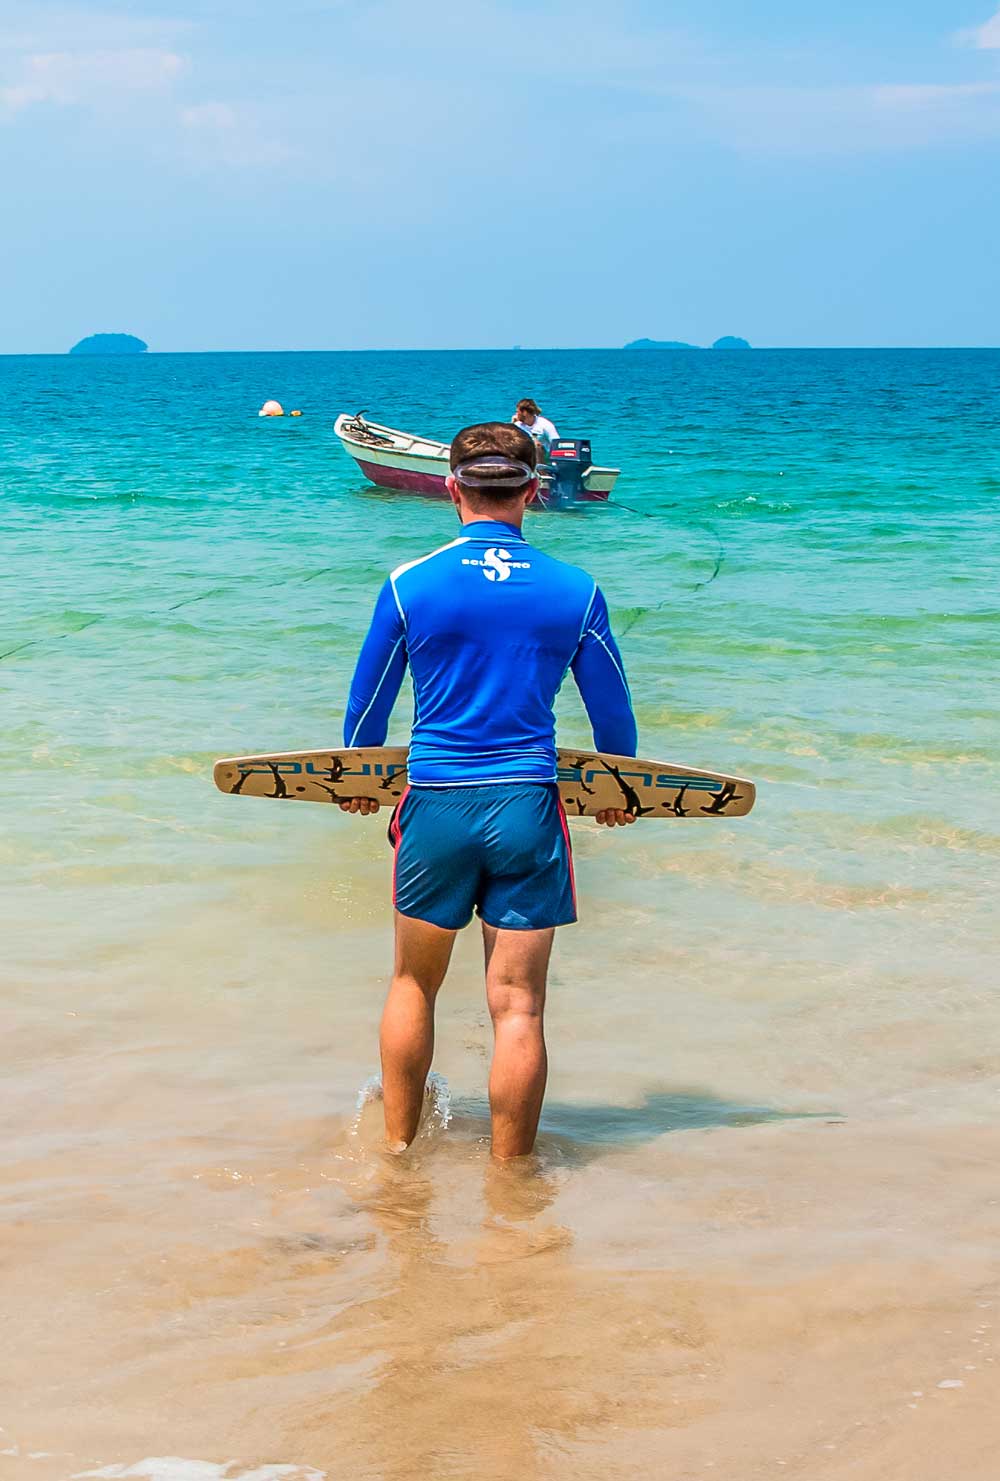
[{"xmin": 350, "ymin": 1071, "xmax": 453, "ymax": 1140}]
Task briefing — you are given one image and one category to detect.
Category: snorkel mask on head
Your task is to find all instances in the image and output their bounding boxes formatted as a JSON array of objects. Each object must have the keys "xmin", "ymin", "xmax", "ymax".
[{"xmin": 452, "ymin": 456, "xmax": 536, "ymax": 490}]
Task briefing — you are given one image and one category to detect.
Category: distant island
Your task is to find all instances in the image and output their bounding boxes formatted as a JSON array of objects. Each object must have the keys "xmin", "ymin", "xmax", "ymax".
[
  {"xmin": 69, "ymin": 334, "xmax": 148, "ymax": 356},
  {"xmin": 624, "ymin": 335, "xmax": 751, "ymax": 350}
]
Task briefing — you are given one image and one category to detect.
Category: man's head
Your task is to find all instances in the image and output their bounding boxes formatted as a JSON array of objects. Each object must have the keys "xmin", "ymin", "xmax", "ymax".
[
  {"xmin": 516, "ymin": 398, "xmax": 540, "ymax": 426},
  {"xmin": 447, "ymin": 422, "xmax": 538, "ymax": 522}
]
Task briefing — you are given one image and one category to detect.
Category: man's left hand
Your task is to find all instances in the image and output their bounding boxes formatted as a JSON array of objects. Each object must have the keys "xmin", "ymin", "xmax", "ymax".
[
  {"xmin": 338, "ymin": 797, "xmax": 381, "ymax": 815},
  {"xmin": 595, "ymin": 808, "xmax": 635, "ymax": 827}
]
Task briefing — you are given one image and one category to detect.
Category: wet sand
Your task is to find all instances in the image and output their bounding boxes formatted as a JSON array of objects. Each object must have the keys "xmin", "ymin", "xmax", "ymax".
[
  {"xmin": 3, "ymin": 1108, "xmax": 998, "ymax": 1480},
  {"xmin": 4, "ymin": 886, "xmax": 1000, "ymax": 1480}
]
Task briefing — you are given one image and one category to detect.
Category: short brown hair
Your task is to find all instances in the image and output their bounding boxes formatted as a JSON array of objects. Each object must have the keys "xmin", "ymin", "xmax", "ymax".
[
  {"xmin": 516, "ymin": 398, "xmax": 540, "ymax": 417},
  {"xmin": 450, "ymin": 422, "xmax": 537, "ymax": 506}
]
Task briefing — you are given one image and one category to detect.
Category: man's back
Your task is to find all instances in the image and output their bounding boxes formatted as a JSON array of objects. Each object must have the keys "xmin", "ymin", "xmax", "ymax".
[
  {"xmin": 341, "ymin": 420, "xmax": 639, "ymax": 1162},
  {"xmin": 344, "ymin": 517, "xmax": 636, "ymax": 785}
]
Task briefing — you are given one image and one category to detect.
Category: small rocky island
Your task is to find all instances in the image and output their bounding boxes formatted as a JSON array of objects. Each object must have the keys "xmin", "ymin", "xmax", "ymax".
[
  {"xmin": 69, "ymin": 334, "xmax": 148, "ymax": 355},
  {"xmin": 624, "ymin": 335, "xmax": 751, "ymax": 350}
]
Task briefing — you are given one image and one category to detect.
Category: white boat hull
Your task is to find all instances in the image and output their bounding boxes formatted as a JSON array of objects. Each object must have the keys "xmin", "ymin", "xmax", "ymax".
[{"xmin": 334, "ymin": 414, "xmax": 620, "ymax": 504}]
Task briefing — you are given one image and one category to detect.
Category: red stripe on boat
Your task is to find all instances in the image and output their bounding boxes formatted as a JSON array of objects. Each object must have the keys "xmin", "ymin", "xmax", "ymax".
[
  {"xmin": 352, "ymin": 458, "xmax": 608, "ymax": 505},
  {"xmin": 355, "ymin": 459, "xmax": 449, "ymax": 497}
]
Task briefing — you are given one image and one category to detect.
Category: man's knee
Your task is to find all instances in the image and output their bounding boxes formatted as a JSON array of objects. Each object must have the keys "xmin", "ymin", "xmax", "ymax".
[
  {"xmin": 386, "ymin": 970, "xmax": 442, "ymax": 1010},
  {"xmin": 488, "ymin": 978, "xmax": 545, "ymax": 1027}
]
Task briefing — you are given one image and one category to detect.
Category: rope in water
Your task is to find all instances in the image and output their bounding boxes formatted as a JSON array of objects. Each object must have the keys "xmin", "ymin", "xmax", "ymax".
[
  {"xmin": 1, "ymin": 503, "xmax": 725, "ymax": 662},
  {"xmin": 0, "ymin": 568, "xmax": 335, "ymax": 664},
  {"xmin": 611, "ymin": 500, "xmax": 726, "ymax": 636}
]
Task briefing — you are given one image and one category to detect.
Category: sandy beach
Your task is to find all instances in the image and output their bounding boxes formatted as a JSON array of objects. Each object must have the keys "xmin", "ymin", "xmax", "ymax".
[{"xmin": 4, "ymin": 1006, "xmax": 1000, "ymax": 1479}]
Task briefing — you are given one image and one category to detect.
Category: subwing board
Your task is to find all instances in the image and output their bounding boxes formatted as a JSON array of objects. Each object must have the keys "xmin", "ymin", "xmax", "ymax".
[{"xmin": 213, "ymin": 747, "xmax": 755, "ymax": 820}]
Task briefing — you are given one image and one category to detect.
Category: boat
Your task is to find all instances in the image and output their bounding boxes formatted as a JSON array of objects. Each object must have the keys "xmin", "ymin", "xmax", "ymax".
[{"xmin": 333, "ymin": 412, "xmax": 620, "ymax": 507}]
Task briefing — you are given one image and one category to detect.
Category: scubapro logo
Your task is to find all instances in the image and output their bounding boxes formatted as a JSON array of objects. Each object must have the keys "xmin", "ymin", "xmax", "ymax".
[
  {"xmin": 483, "ymin": 547, "xmax": 512, "ymax": 582},
  {"xmin": 461, "ymin": 547, "xmax": 531, "ymax": 583}
]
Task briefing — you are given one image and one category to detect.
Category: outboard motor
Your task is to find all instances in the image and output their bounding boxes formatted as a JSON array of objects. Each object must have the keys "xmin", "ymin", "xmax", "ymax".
[{"xmin": 547, "ymin": 438, "xmax": 592, "ymax": 507}]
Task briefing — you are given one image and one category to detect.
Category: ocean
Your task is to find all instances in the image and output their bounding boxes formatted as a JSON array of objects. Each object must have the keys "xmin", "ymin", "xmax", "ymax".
[{"xmin": 3, "ymin": 348, "xmax": 1000, "ymax": 1480}]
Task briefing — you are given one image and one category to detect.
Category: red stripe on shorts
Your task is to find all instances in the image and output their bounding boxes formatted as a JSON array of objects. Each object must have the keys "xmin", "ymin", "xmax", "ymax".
[
  {"xmin": 556, "ymin": 796, "xmax": 577, "ymax": 912},
  {"xmin": 391, "ymin": 786, "xmax": 412, "ymax": 907}
]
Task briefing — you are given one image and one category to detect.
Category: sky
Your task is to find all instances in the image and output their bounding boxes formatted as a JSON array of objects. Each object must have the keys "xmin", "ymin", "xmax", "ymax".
[{"xmin": 1, "ymin": 0, "xmax": 999, "ymax": 350}]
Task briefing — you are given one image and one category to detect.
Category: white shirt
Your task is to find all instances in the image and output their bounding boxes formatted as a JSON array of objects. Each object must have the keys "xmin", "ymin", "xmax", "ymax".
[{"xmin": 514, "ymin": 415, "xmax": 559, "ymax": 449}]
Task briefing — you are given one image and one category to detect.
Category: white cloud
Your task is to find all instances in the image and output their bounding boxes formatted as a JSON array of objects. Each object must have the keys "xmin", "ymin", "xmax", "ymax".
[
  {"xmin": 956, "ymin": 8, "xmax": 1000, "ymax": 49},
  {"xmin": 872, "ymin": 80, "xmax": 1000, "ymax": 108},
  {"xmin": 682, "ymin": 79, "xmax": 1000, "ymax": 155},
  {"xmin": 347, "ymin": 0, "xmax": 709, "ymax": 88},
  {"xmin": 0, "ymin": 6, "xmax": 193, "ymax": 53},
  {"xmin": 177, "ymin": 98, "xmax": 293, "ymax": 167},
  {"xmin": 0, "ymin": 47, "xmax": 186, "ymax": 114},
  {"xmin": 180, "ymin": 100, "xmax": 237, "ymax": 130},
  {"xmin": 0, "ymin": 16, "xmax": 291, "ymax": 168},
  {"xmin": 2, "ymin": 0, "xmax": 998, "ymax": 170}
]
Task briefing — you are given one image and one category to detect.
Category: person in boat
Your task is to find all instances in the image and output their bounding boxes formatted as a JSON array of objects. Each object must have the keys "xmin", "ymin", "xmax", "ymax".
[
  {"xmin": 512, "ymin": 398, "xmax": 559, "ymax": 459},
  {"xmin": 339, "ymin": 422, "xmax": 637, "ymax": 1160}
]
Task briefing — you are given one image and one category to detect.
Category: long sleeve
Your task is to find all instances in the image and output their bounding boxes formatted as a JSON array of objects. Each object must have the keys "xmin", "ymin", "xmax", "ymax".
[
  {"xmin": 570, "ymin": 585, "xmax": 638, "ymax": 756},
  {"xmin": 343, "ymin": 579, "xmax": 408, "ymax": 747}
]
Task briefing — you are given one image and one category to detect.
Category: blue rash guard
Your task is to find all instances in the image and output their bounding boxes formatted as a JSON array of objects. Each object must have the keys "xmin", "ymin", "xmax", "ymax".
[{"xmin": 343, "ymin": 519, "xmax": 637, "ymax": 786}]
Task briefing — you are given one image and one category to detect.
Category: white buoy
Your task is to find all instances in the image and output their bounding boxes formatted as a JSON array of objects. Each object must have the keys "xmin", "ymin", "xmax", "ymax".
[{"xmin": 258, "ymin": 399, "xmax": 284, "ymax": 417}]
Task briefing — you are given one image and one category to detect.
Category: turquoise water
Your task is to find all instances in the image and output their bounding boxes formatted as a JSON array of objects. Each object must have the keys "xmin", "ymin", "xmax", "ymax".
[
  {"xmin": 5, "ymin": 348, "xmax": 999, "ymax": 1069},
  {"xmin": 5, "ymin": 349, "xmax": 1000, "ymax": 1039},
  {"xmin": 4, "ymin": 349, "xmax": 1000, "ymax": 1477}
]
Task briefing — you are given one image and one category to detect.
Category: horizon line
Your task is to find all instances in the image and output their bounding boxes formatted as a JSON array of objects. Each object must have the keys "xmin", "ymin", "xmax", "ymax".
[{"xmin": 4, "ymin": 344, "xmax": 1000, "ymax": 357}]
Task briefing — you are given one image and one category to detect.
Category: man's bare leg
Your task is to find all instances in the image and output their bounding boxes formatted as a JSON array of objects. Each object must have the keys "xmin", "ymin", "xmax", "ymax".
[
  {"xmin": 380, "ymin": 912, "xmax": 457, "ymax": 1151},
  {"xmin": 482, "ymin": 923, "xmax": 554, "ymax": 1160}
]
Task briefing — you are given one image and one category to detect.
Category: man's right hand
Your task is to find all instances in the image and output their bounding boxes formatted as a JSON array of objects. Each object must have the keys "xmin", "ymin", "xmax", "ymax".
[
  {"xmin": 595, "ymin": 808, "xmax": 635, "ymax": 827},
  {"xmin": 338, "ymin": 797, "xmax": 380, "ymax": 815}
]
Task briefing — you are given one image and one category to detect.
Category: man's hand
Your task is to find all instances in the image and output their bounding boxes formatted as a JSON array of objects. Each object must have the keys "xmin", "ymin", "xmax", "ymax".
[
  {"xmin": 595, "ymin": 808, "xmax": 635, "ymax": 827},
  {"xmin": 338, "ymin": 797, "xmax": 380, "ymax": 815}
]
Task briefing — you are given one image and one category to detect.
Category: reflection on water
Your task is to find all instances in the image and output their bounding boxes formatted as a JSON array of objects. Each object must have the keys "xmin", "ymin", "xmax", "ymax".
[
  {"xmin": 342, "ymin": 1069, "xmax": 825, "ymax": 1178},
  {"xmin": 537, "ymin": 1089, "xmax": 820, "ymax": 1145}
]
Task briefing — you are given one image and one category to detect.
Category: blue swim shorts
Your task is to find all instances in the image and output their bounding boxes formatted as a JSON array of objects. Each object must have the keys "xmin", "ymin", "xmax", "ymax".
[{"xmin": 389, "ymin": 783, "xmax": 577, "ymax": 932}]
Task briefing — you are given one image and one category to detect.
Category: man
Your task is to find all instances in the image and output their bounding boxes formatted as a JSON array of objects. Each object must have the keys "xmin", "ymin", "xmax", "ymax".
[
  {"xmin": 341, "ymin": 423, "xmax": 637, "ymax": 1159},
  {"xmin": 512, "ymin": 397, "xmax": 559, "ymax": 457}
]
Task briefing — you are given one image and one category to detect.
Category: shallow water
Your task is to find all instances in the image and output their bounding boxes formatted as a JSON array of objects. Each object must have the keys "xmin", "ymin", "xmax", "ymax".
[{"xmin": 2, "ymin": 349, "xmax": 1000, "ymax": 1477}]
